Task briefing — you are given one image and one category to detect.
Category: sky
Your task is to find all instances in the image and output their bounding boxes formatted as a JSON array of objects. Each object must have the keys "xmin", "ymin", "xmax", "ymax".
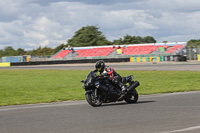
[{"xmin": 0, "ymin": 0, "xmax": 200, "ymax": 50}]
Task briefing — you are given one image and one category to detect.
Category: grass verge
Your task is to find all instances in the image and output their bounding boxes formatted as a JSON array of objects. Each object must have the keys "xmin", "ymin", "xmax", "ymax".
[{"xmin": 0, "ymin": 70, "xmax": 200, "ymax": 106}]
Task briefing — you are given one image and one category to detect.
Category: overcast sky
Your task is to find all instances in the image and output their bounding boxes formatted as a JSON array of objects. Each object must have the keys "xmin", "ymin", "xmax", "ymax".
[{"xmin": 0, "ymin": 0, "xmax": 200, "ymax": 50}]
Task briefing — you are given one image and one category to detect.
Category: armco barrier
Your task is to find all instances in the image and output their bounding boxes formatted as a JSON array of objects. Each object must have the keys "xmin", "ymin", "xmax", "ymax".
[
  {"xmin": 136, "ymin": 57, "xmax": 140, "ymax": 62},
  {"xmin": 130, "ymin": 56, "xmax": 164, "ymax": 63},
  {"xmin": 157, "ymin": 57, "xmax": 160, "ymax": 62},
  {"xmin": 198, "ymin": 55, "xmax": 200, "ymax": 61},
  {"xmin": 140, "ymin": 57, "xmax": 143, "ymax": 62},
  {"xmin": 160, "ymin": 56, "xmax": 164, "ymax": 61},
  {"xmin": 146, "ymin": 57, "xmax": 149, "ymax": 62},
  {"xmin": 153, "ymin": 56, "xmax": 157, "ymax": 62},
  {"xmin": 142, "ymin": 57, "xmax": 146, "ymax": 62},
  {"xmin": 134, "ymin": 57, "xmax": 137, "ymax": 62},
  {"xmin": 0, "ymin": 62, "xmax": 11, "ymax": 67},
  {"xmin": 149, "ymin": 57, "xmax": 154, "ymax": 62},
  {"xmin": 130, "ymin": 57, "xmax": 134, "ymax": 62}
]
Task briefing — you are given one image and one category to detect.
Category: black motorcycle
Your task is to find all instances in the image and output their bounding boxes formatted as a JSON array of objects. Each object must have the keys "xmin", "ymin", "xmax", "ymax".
[{"xmin": 81, "ymin": 71, "xmax": 140, "ymax": 107}]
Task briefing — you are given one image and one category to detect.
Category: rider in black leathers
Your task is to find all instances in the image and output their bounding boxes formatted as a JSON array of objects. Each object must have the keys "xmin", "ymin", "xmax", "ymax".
[{"xmin": 94, "ymin": 60, "xmax": 127, "ymax": 93}]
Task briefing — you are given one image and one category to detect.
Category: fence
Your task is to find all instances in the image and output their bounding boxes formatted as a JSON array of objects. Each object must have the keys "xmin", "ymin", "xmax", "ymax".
[{"xmin": 184, "ymin": 47, "xmax": 200, "ymax": 60}]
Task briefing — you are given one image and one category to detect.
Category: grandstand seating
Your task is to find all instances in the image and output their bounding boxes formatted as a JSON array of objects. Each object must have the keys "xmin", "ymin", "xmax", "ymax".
[
  {"xmin": 52, "ymin": 43, "xmax": 186, "ymax": 58},
  {"xmin": 53, "ymin": 50, "xmax": 72, "ymax": 58},
  {"xmin": 165, "ymin": 45, "xmax": 184, "ymax": 53},
  {"xmin": 122, "ymin": 45, "xmax": 169, "ymax": 55},
  {"xmin": 76, "ymin": 47, "xmax": 115, "ymax": 57}
]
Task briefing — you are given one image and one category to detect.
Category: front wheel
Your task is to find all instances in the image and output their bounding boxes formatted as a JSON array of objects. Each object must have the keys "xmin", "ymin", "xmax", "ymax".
[
  {"xmin": 124, "ymin": 89, "xmax": 139, "ymax": 103},
  {"xmin": 86, "ymin": 91, "xmax": 102, "ymax": 107}
]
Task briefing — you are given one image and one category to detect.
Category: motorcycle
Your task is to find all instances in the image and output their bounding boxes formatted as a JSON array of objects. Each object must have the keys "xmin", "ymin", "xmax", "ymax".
[{"xmin": 81, "ymin": 71, "xmax": 140, "ymax": 107}]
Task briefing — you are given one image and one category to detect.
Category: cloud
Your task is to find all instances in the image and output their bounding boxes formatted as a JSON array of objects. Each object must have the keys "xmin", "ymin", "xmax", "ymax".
[{"xmin": 0, "ymin": 0, "xmax": 200, "ymax": 50}]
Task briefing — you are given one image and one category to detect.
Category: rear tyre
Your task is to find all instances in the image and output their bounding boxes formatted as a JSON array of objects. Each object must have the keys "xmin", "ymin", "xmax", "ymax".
[
  {"xmin": 124, "ymin": 89, "xmax": 138, "ymax": 103},
  {"xmin": 86, "ymin": 91, "xmax": 102, "ymax": 107}
]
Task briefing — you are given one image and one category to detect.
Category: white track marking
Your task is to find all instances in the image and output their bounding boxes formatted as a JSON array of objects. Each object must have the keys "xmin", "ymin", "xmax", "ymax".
[
  {"xmin": 0, "ymin": 101, "xmax": 86, "ymax": 111},
  {"xmin": 159, "ymin": 125, "xmax": 200, "ymax": 133},
  {"xmin": 140, "ymin": 91, "xmax": 200, "ymax": 99}
]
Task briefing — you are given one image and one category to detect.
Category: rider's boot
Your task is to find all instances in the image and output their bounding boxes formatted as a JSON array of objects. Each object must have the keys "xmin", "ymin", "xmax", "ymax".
[
  {"xmin": 121, "ymin": 86, "xmax": 127, "ymax": 94},
  {"xmin": 118, "ymin": 82, "xmax": 127, "ymax": 94}
]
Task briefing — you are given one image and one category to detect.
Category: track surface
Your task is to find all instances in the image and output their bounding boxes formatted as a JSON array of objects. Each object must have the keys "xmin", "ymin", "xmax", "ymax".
[
  {"xmin": 1, "ymin": 91, "xmax": 200, "ymax": 133},
  {"xmin": 1, "ymin": 61, "xmax": 200, "ymax": 133}
]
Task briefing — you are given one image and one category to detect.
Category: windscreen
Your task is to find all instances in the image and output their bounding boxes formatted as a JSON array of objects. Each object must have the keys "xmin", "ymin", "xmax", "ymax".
[{"xmin": 85, "ymin": 71, "xmax": 95, "ymax": 84}]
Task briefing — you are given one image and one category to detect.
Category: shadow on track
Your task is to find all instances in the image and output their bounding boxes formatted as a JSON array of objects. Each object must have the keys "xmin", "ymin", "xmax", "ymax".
[{"xmin": 99, "ymin": 100, "xmax": 155, "ymax": 107}]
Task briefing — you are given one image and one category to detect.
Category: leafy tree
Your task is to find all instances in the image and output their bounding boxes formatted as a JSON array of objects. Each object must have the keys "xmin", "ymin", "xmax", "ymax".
[
  {"xmin": 130, "ymin": 36, "xmax": 143, "ymax": 44},
  {"xmin": 162, "ymin": 41, "xmax": 168, "ymax": 43},
  {"xmin": 27, "ymin": 47, "xmax": 54, "ymax": 56},
  {"xmin": 2, "ymin": 46, "xmax": 17, "ymax": 56},
  {"xmin": 0, "ymin": 50, "xmax": 3, "ymax": 57},
  {"xmin": 123, "ymin": 35, "xmax": 133, "ymax": 44},
  {"xmin": 68, "ymin": 25, "xmax": 112, "ymax": 47},
  {"xmin": 142, "ymin": 36, "xmax": 156, "ymax": 43},
  {"xmin": 187, "ymin": 39, "xmax": 200, "ymax": 48},
  {"xmin": 16, "ymin": 48, "xmax": 26, "ymax": 55},
  {"xmin": 54, "ymin": 43, "xmax": 66, "ymax": 53},
  {"xmin": 113, "ymin": 38, "xmax": 123, "ymax": 45},
  {"xmin": 38, "ymin": 47, "xmax": 53, "ymax": 56},
  {"xmin": 113, "ymin": 35, "xmax": 156, "ymax": 44}
]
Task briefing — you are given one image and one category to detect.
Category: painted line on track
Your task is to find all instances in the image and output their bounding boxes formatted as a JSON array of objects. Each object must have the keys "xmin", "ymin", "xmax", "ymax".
[
  {"xmin": 0, "ymin": 101, "xmax": 86, "ymax": 111},
  {"xmin": 140, "ymin": 91, "xmax": 200, "ymax": 99},
  {"xmin": 159, "ymin": 125, "xmax": 200, "ymax": 133}
]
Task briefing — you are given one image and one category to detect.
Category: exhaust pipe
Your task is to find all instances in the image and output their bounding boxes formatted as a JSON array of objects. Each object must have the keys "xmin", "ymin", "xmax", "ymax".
[{"xmin": 127, "ymin": 81, "xmax": 140, "ymax": 92}]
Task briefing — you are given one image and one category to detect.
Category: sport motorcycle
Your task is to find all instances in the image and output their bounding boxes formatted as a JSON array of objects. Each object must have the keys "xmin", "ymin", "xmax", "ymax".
[{"xmin": 81, "ymin": 71, "xmax": 140, "ymax": 107}]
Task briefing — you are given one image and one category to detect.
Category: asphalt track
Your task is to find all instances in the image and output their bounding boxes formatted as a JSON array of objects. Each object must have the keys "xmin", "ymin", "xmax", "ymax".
[
  {"xmin": 1, "ymin": 61, "xmax": 200, "ymax": 133},
  {"xmin": 0, "ymin": 91, "xmax": 200, "ymax": 133}
]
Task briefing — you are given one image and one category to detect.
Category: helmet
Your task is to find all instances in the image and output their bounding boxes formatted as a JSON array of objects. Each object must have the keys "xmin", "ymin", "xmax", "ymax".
[{"xmin": 95, "ymin": 60, "xmax": 105, "ymax": 71}]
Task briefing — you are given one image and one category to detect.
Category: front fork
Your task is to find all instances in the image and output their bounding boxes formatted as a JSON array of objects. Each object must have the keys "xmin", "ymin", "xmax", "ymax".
[
  {"xmin": 94, "ymin": 89, "xmax": 98, "ymax": 98},
  {"xmin": 85, "ymin": 89, "xmax": 98, "ymax": 97}
]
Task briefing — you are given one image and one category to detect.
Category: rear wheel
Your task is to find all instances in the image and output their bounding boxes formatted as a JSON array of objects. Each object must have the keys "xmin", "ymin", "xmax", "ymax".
[
  {"xmin": 86, "ymin": 91, "xmax": 102, "ymax": 107},
  {"xmin": 124, "ymin": 89, "xmax": 138, "ymax": 103}
]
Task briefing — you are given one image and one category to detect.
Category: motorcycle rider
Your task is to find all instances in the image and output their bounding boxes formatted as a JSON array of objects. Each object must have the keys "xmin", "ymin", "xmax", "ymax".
[{"xmin": 94, "ymin": 60, "xmax": 127, "ymax": 93}]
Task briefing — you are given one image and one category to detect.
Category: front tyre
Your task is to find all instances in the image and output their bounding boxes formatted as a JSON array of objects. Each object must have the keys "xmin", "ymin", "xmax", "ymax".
[
  {"xmin": 86, "ymin": 91, "xmax": 102, "ymax": 107},
  {"xmin": 124, "ymin": 90, "xmax": 139, "ymax": 103}
]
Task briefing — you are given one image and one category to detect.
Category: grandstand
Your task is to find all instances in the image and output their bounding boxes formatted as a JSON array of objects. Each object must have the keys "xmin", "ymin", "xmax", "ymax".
[
  {"xmin": 53, "ymin": 50, "xmax": 72, "ymax": 58},
  {"xmin": 122, "ymin": 45, "xmax": 169, "ymax": 55},
  {"xmin": 51, "ymin": 42, "xmax": 187, "ymax": 59},
  {"xmin": 165, "ymin": 44, "xmax": 185, "ymax": 53},
  {"xmin": 76, "ymin": 47, "xmax": 114, "ymax": 57}
]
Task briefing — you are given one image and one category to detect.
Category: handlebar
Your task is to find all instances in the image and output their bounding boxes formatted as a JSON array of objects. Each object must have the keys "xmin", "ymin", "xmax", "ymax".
[{"xmin": 96, "ymin": 75, "xmax": 109, "ymax": 80}]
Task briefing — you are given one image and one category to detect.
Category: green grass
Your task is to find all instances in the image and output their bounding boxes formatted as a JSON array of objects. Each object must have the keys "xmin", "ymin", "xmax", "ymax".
[{"xmin": 0, "ymin": 70, "xmax": 200, "ymax": 106}]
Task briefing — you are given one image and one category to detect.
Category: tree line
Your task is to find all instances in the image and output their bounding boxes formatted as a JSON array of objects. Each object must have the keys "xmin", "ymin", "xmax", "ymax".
[{"xmin": 0, "ymin": 25, "xmax": 199, "ymax": 57}]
